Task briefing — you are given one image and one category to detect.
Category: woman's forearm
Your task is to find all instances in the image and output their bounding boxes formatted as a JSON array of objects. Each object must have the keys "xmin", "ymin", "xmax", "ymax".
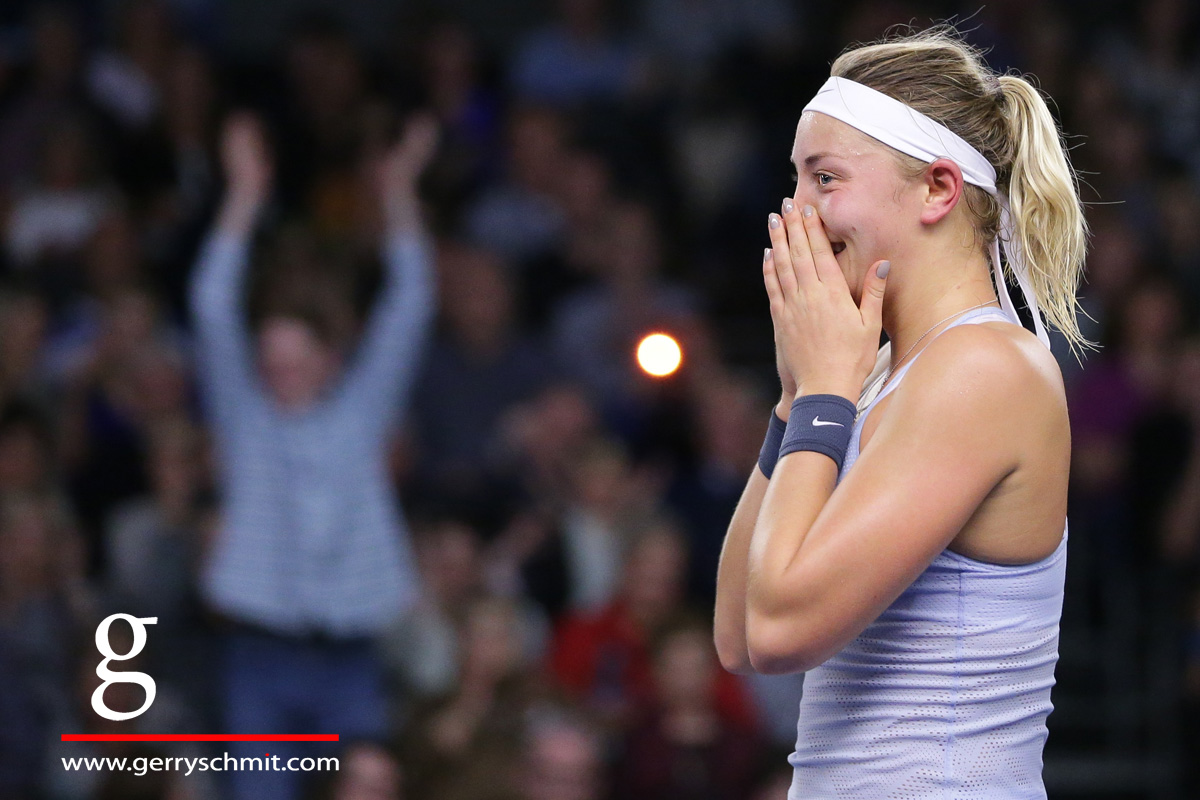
[
  {"xmin": 714, "ymin": 395, "xmax": 796, "ymax": 673},
  {"xmin": 714, "ymin": 466, "xmax": 770, "ymax": 675},
  {"xmin": 213, "ymin": 190, "xmax": 264, "ymax": 240},
  {"xmin": 716, "ymin": 390, "xmax": 800, "ymax": 673},
  {"xmin": 191, "ymin": 190, "xmax": 261, "ymax": 317},
  {"xmin": 741, "ymin": 390, "xmax": 846, "ymax": 674}
]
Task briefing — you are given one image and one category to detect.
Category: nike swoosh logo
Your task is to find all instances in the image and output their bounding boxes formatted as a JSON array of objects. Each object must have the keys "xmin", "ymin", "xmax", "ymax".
[{"xmin": 812, "ymin": 417, "xmax": 844, "ymax": 427}]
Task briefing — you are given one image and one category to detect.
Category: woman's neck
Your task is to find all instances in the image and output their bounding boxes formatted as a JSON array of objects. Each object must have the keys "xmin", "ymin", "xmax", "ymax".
[{"xmin": 881, "ymin": 248, "xmax": 1000, "ymax": 369}]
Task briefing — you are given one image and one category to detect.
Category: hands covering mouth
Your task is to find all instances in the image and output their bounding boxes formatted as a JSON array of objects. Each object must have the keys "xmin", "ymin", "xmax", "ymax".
[{"xmin": 763, "ymin": 200, "xmax": 889, "ymax": 402}]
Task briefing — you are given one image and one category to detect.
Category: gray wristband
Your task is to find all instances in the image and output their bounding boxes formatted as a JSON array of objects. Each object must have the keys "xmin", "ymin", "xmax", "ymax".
[
  {"xmin": 757, "ymin": 410, "xmax": 788, "ymax": 479},
  {"xmin": 778, "ymin": 394, "xmax": 857, "ymax": 471}
]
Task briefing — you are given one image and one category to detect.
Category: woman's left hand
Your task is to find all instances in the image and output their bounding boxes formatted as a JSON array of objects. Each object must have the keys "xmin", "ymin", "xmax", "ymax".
[
  {"xmin": 375, "ymin": 112, "xmax": 440, "ymax": 231},
  {"xmin": 764, "ymin": 199, "xmax": 889, "ymax": 402}
]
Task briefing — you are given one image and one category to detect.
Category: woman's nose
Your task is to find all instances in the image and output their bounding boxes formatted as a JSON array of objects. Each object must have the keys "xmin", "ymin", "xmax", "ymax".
[{"xmin": 791, "ymin": 183, "xmax": 820, "ymax": 209}]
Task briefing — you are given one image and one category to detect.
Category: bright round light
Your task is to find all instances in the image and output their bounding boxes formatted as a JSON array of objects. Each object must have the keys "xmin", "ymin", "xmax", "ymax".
[{"xmin": 637, "ymin": 333, "xmax": 682, "ymax": 377}]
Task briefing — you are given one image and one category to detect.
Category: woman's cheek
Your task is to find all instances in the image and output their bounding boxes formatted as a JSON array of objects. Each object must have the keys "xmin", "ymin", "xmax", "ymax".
[
  {"xmin": 817, "ymin": 193, "xmax": 853, "ymax": 239},
  {"xmin": 816, "ymin": 193, "xmax": 836, "ymax": 220},
  {"xmin": 814, "ymin": 200, "xmax": 850, "ymax": 252}
]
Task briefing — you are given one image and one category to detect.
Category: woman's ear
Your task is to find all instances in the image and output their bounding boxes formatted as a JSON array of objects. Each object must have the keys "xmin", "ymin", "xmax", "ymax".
[{"xmin": 919, "ymin": 158, "xmax": 964, "ymax": 225}]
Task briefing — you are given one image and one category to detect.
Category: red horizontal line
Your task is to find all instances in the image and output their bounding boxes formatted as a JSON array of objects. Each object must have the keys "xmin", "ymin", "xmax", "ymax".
[{"xmin": 61, "ymin": 734, "xmax": 339, "ymax": 742}]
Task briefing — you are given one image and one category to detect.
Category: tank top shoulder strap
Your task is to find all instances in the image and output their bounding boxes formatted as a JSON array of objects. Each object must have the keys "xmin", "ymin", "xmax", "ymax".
[{"xmin": 870, "ymin": 306, "xmax": 1016, "ymax": 408}]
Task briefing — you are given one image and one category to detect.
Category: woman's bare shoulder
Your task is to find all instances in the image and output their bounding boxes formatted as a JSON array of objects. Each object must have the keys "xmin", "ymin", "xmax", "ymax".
[
  {"xmin": 906, "ymin": 320, "xmax": 1067, "ymax": 412},
  {"xmin": 861, "ymin": 321, "xmax": 1069, "ymax": 475}
]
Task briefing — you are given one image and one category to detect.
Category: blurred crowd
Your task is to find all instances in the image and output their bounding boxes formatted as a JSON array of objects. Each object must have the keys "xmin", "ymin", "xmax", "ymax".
[{"xmin": 0, "ymin": 0, "xmax": 1197, "ymax": 798}]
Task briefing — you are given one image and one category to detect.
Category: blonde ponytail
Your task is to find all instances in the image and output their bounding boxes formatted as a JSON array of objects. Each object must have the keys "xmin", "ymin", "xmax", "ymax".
[
  {"xmin": 831, "ymin": 26, "xmax": 1092, "ymax": 355},
  {"xmin": 998, "ymin": 75, "xmax": 1090, "ymax": 355}
]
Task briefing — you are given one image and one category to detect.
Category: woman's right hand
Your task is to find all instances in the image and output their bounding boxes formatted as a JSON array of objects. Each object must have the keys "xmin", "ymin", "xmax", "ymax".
[
  {"xmin": 374, "ymin": 112, "xmax": 439, "ymax": 232},
  {"xmin": 219, "ymin": 113, "xmax": 272, "ymax": 206},
  {"xmin": 214, "ymin": 113, "xmax": 272, "ymax": 236}
]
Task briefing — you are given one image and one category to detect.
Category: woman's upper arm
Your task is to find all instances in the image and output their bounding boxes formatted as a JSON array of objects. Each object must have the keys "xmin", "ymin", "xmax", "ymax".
[
  {"xmin": 754, "ymin": 327, "xmax": 1040, "ymax": 670},
  {"xmin": 339, "ymin": 233, "xmax": 435, "ymax": 419},
  {"xmin": 188, "ymin": 231, "xmax": 261, "ymax": 415}
]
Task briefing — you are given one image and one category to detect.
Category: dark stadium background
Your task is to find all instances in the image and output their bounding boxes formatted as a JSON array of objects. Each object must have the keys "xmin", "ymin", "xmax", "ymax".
[{"xmin": 0, "ymin": 0, "xmax": 1196, "ymax": 798}]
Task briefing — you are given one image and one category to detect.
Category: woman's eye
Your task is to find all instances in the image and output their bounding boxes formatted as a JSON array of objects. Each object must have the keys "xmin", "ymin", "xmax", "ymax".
[{"xmin": 816, "ymin": 172, "xmax": 834, "ymax": 186}]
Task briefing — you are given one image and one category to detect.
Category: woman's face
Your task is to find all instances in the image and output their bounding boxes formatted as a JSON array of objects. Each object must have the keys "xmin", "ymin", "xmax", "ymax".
[
  {"xmin": 789, "ymin": 111, "xmax": 920, "ymax": 303},
  {"xmin": 257, "ymin": 318, "xmax": 340, "ymax": 411}
]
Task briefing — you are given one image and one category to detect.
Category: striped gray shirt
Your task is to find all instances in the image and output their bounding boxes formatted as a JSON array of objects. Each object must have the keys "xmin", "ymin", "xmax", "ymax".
[{"xmin": 190, "ymin": 230, "xmax": 434, "ymax": 637}]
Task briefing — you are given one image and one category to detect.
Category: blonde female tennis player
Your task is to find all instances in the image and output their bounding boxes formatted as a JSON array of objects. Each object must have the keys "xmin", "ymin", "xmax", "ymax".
[{"xmin": 714, "ymin": 27, "xmax": 1086, "ymax": 799}]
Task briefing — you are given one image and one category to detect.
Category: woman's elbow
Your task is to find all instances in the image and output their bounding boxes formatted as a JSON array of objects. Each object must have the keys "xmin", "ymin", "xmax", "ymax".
[
  {"xmin": 714, "ymin": 632, "xmax": 756, "ymax": 676},
  {"xmin": 746, "ymin": 613, "xmax": 822, "ymax": 675}
]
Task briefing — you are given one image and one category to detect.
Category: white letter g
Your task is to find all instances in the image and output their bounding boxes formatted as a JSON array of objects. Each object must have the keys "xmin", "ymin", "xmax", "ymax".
[{"xmin": 91, "ymin": 614, "xmax": 158, "ymax": 722}]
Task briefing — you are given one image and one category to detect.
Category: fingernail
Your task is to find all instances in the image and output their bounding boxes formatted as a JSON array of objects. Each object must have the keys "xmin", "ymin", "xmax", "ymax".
[
  {"xmin": 802, "ymin": 205, "xmax": 814, "ymax": 218},
  {"xmin": 782, "ymin": 198, "xmax": 794, "ymax": 214},
  {"xmin": 764, "ymin": 248, "xmax": 772, "ymax": 262},
  {"xmin": 877, "ymin": 261, "xmax": 891, "ymax": 278},
  {"xmin": 769, "ymin": 214, "xmax": 781, "ymax": 229}
]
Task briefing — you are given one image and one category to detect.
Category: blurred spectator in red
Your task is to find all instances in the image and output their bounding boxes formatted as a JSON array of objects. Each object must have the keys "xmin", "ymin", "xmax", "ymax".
[
  {"xmin": 613, "ymin": 614, "xmax": 762, "ymax": 800},
  {"xmin": 549, "ymin": 517, "xmax": 756, "ymax": 735}
]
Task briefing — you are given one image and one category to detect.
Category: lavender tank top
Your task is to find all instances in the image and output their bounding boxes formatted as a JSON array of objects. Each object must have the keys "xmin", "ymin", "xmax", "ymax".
[{"xmin": 788, "ymin": 306, "xmax": 1068, "ymax": 799}]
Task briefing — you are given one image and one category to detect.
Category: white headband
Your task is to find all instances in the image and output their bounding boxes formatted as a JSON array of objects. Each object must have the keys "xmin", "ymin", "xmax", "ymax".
[{"xmin": 803, "ymin": 76, "xmax": 1050, "ymax": 348}]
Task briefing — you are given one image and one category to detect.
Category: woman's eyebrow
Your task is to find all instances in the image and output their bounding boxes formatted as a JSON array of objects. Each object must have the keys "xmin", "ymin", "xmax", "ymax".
[{"xmin": 803, "ymin": 152, "xmax": 836, "ymax": 168}]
